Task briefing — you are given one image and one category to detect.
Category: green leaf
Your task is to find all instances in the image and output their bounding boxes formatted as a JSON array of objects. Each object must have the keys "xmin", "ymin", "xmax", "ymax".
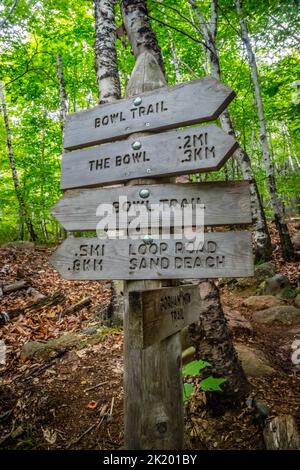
[
  {"xmin": 182, "ymin": 360, "xmax": 211, "ymax": 377},
  {"xmin": 183, "ymin": 383, "xmax": 194, "ymax": 402},
  {"xmin": 200, "ymin": 376, "xmax": 227, "ymax": 392}
]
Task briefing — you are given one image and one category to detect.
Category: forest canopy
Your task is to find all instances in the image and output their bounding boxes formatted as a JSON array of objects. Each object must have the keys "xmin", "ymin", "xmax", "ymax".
[{"xmin": 0, "ymin": 0, "xmax": 299, "ymax": 245}]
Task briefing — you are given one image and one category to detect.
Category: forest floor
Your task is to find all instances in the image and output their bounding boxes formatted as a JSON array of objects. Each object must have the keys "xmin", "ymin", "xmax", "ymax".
[{"xmin": 0, "ymin": 222, "xmax": 299, "ymax": 450}]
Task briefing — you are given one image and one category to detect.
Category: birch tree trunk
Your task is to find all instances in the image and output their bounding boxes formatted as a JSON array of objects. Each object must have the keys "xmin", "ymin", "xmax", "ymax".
[
  {"xmin": 162, "ymin": 9, "xmax": 248, "ymax": 408},
  {"xmin": 188, "ymin": 0, "xmax": 272, "ymax": 262},
  {"xmin": 121, "ymin": 0, "xmax": 165, "ymax": 77},
  {"xmin": 94, "ymin": 0, "xmax": 121, "ymax": 104},
  {"xmin": 121, "ymin": 0, "xmax": 184, "ymax": 449},
  {"xmin": 56, "ymin": 54, "xmax": 68, "ymax": 240},
  {"xmin": 168, "ymin": 30, "xmax": 181, "ymax": 82},
  {"xmin": 189, "ymin": 281, "xmax": 249, "ymax": 411},
  {"xmin": 236, "ymin": 0, "xmax": 295, "ymax": 261},
  {"xmin": 56, "ymin": 53, "xmax": 68, "ymax": 132},
  {"xmin": 0, "ymin": 82, "xmax": 37, "ymax": 242},
  {"xmin": 93, "ymin": 0, "xmax": 123, "ymax": 326}
]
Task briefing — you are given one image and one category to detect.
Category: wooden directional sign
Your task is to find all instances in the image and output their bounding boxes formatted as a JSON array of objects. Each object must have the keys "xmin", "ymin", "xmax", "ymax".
[
  {"xmin": 129, "ymin": 285, "xmax": 208, "ymax": 349},
  {"xmin": 50, "ymin": 231, "xmax": 254, "ymax": 280},
  {"xmin": 52, "ymin": 181, "xmax": 251, "ymax": 231},
  {"xmin": 61, "ymin": 124, "xmax": 238, "ymax": 189},
  {"xmin": 63, "ymin": 77, "xmax": 235, "ymax": 151}
]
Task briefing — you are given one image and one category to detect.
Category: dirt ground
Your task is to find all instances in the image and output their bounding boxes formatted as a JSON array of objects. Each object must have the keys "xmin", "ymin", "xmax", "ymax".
[{"xmin": 0, "ymin": 223, "xmax": 299, "ymax": 450}]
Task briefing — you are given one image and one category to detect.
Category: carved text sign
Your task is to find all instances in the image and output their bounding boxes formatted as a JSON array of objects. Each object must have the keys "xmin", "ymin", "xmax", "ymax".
[
  {"xmin": 61, "ymin": 124, "xmax": 238, "ymax": 189},
  {"xmin": 63, "ymin": 77, "xmax": 235, "ymax": 150},
  {"xmin": 50, "ymin": 232, "xmax": 254, "ymax": 280},
  {"xmin": 52, "ymin": 181, "xmax": 251, "ymax": 230}
]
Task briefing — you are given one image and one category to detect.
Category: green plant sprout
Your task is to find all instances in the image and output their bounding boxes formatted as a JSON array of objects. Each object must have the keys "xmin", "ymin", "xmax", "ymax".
[{"xmin": 182, "ymin": 360, "xmax": 227, "ymax": 402}]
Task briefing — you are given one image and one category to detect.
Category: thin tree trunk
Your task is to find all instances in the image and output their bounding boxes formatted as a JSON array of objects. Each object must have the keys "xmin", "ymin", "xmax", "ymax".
[
  {"xmin": 0, "ymin": 0, "xmax": 20, "ymax": 29},
  {"xmin": 39, "ymin": 110, "xmax": 48, "ymax": 242},
  {"xmin": 94, "ymin": 0, "xmax": 121, "ymax": 103},
  {"xmin": 168, "ymin": 30, "xmax": 181, "ymax": 82},
  {"xmin": 0, "ymin": 82, "xmax": 37, "ymax": 241},
  {"xmin": 188, "ymin": 0, "xmax": 272, "ymax": 262},
  {"xmin": 56, "ymin": 54, "xmax": 68, "ymax": 241},
  {"xmin": 56, "ymin": 53, "xmax": 68, "ymax": 132},
  {"xmin": 236, "ymin": 0, "xmax": 294, "ymax": 261},
  {"xmin": 166, "ymin": 30, "xmax": 188, "ymax": 185},
  {"xmin": 282, "ymin": 124, "xmax": 300, "ymax": 171},
  {"xmin": 220, "ymin": 109, "xmax": 272, "ymax": 261}
]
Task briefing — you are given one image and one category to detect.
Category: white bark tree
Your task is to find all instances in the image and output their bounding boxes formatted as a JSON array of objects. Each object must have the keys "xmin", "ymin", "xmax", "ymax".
[
  {"xmin": 188, "ymin": 0, "xmax": 272, "ymax": 262},
  {"xmin": 93, "ymin": 0, "xmax": 123, "ymax": 324},
  {"xmin": 0, "ymin": 81, "xmax": 36, "ymax": 241},
  {"xmin": 121, "ymin": 0, "xmax": 165, "ymax": 76},
  {"xmin": 56, "ymin": 53, "xmax": 68, "ymax": 132},
  {"xmin": 236, "ymin": 0, "xmax": 295, "ymax": 261},
  {"xmin": 93, "ymin": 0, "xmax": 121, "ymax": 103},
  {"xmin": 121, "ymin": 0, "xmax": 183, "ymax": 449},
  {"xmin": 168, "ymin": 30, "xmax": 181, "ymax": 82}
]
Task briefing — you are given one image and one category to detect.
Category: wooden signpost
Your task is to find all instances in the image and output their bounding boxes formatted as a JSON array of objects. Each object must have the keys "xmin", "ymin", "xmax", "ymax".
[
  {"xmin": 61, "ymin": 124, "xmax": 238, "ymax": 189},
  {"xmin": 52, "ymin": 181, "xmax": 251, "ymax": 230},
  {"xmin": 50, "ymin": 232, "xmax": 253, "ymax": 280},
  {"xmin": 50, "ymin": 67, "xmax": 254, "ymax": 450},
  {"xmin": 63, "ymin": 77, "xmax": 235, "ymax": 150},
  {"xmin": 129, "ymin": 285, "xmax": 207, "ymax": 349}
]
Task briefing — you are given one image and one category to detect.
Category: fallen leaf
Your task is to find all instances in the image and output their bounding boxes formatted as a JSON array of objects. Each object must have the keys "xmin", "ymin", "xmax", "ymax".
[
  {"xmin": 87, "ymin": 400, "xmax": 98, "ymax": 410},
  {"xmin": 42, "ymin": 427, "xmax": 57, "ymax": 444}
]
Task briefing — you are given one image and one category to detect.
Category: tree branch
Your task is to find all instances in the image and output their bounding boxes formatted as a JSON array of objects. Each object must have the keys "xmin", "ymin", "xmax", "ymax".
[
  {"xmin": 0, "ymin": 0, "xmax": 20, "ymax": 29},
  {"xmin": 216, "ymin": 2, "xmax": 241, "ymax": 38},
  {"xmin": 147, "ymin": 13, "xmax": 214, "ymax": 54},
  {"xmin": 150, "ymin": 0, "xmax": 201, "ymax": 34},
  {"xmin": 188, "ymin": 0, "xmax": 210, "ymax": 40}
]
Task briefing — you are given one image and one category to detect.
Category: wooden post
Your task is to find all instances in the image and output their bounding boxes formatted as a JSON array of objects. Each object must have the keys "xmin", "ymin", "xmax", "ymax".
[{"xmin": 123, "ymin": 51, "xmax": 183, "ymax": 449}]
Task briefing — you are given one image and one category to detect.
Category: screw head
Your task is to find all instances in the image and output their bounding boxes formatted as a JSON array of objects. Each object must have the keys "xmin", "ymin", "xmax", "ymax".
[
  {"xmin": 139, "ymin": 188, "xmax": 150, "ymax": 199},
  {"xmin": 143, "ymin": 235, "xmax": 153, "ymax": 244},
  {"xmin": 133, "ymin": 96, "xmax": 142, "ymax": 106},
  {"xmin": 146, "ymin": 168, "xmax": 151, "ymax": 174},
  {"xmin": 132, "ymin": 140, "xmax": 142, "ymax": 151}
]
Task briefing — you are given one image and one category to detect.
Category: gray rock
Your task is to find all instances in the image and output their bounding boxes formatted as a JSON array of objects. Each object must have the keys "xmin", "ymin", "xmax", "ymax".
[
  {"xmin": 235, "ymin": 343, "xmax": 275, "ymax": 377},
  {"xmin": 254, "ymin": 399, "xmax": 270, "ymax": 418},
  {"xmin": 243, "ymin": 295, "xmax": 283, "ymax": 311},
  {"xmin": 264, "ymin": 274, "xmax": 291, "ymax": 298},
  {"xmin": 254, "ymin": 262, "xmax": 276, "ymax": 281},
  {"xmin": 294, "ymin": 294, "xmax": 300, "ymax": 309},
  {"xmin": 81, "ymin": 326, "xmax": 98, "ymax": 335},
  {"xmin": 253, "ymin": 305, "xmax": 300, "ymax": 326},
  {"xmin": 292, "ymin": 232, "xmax": 300, "ymax": 251},
  {"xmin": 234, "ymin": 262, "xmax": 276, "ymax": 295}
]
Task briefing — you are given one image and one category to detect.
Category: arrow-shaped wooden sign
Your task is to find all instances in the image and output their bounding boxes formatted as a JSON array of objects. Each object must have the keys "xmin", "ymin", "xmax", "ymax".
[
  {"xmin": 61, "ymin": 124, "xmax": 238, "ymax": 189},
  {"xmin": 50, "ymin": 232, "xmax": 254, "ymax": 281},
  {"xmin": 63, "ymin": 77, "xmax": 235, "ymax": 151},
  {"xmin": 52, "ymin": 181, "xmax": 251, "ymax": 231}
]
